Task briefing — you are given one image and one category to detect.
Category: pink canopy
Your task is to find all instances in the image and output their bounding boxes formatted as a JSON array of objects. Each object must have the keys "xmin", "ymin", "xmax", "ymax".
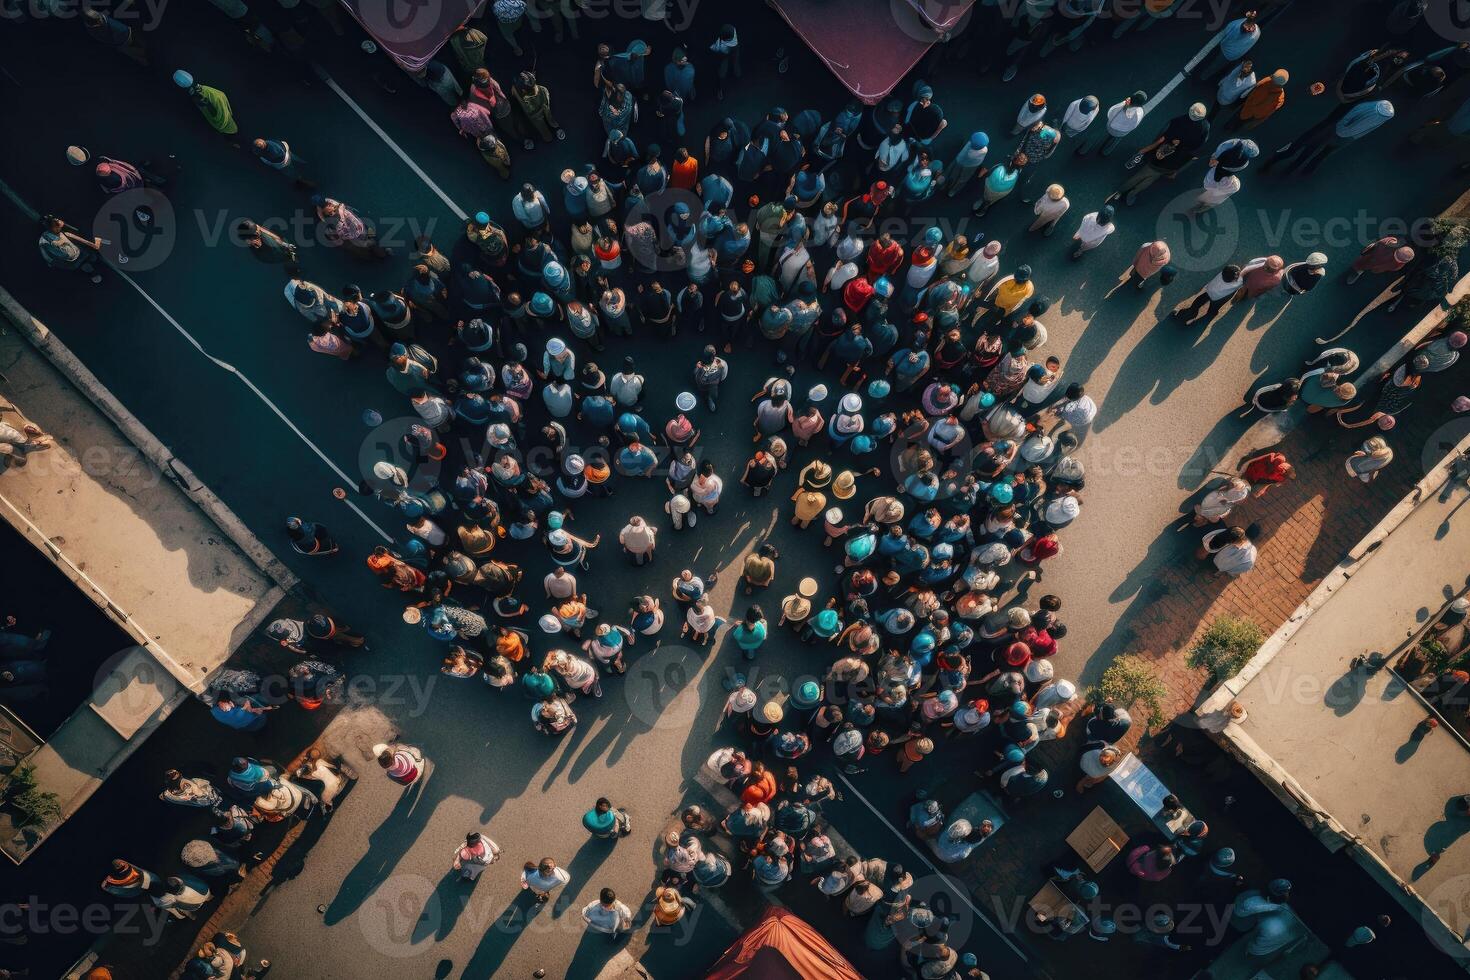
[
  {"xmin": 339, "ymin": 0, "xmax": 486, "ymax": 72},
  {"xmin": 770, "ymin": 0, "xmax": 976, "ymax": 103}
]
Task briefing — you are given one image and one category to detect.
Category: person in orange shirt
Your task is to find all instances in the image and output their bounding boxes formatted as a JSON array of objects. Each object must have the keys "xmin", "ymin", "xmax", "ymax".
[
  {"xmin": 1228, "ymin": 69, "xmax": 1290, "ymax": 131},
  {"xmin": 669, "ymin": 147, "xmax": 699, "ymax": 190}
]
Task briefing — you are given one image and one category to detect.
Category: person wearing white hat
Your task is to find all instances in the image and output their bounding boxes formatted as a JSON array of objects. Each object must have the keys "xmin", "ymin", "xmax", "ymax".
[
  {"xmin": 1029, "ymin": 183, "xmax": 1070, "ymax": 236},
  {"xmin": 665, "ymin": 487, "xmax": 694, "ymax": 530},
  {"xmin": 1282, "ymin": 253, "xmax": 1328, "ymax": 295}
]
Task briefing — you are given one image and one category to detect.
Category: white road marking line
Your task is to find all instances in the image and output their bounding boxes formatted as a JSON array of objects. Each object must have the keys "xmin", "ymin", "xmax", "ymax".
[
  {"xmin": 317, "ymin": 69, "xmax": 469, "ymax": 222},
  {"xmin": 1143, "ymin": 32, "xmax": 1223, "ymax": 117},
  {"xmin": 0, "ymin": 178, "xmax": 394, "ymax": 544},
  {"xmin": 834, "ymin": 772, "xmax": 1030, "ymax": 963},
  {"xmin": 110, "ymin": 271, "xmax": 395, "ymax": 542}
]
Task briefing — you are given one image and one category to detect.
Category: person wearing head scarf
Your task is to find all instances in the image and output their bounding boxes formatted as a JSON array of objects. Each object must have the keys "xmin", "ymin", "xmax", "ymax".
[
  {"xmin": 173, "ymin": 70, "xmax": 237, "ymax": 135},
  {"xmin": 1345, "ymin": 436, "xmax": 1394, "ymax": 482},
  {"xmin": 1126, "ymin": 240, "xmax": 1172, "ymax": 289},
  {"xmin": 1230, "ymin": 67, "xmax": 1290, "ymax": 130}
]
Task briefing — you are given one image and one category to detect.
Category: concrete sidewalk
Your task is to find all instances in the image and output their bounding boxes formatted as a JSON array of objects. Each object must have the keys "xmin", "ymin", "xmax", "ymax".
[
  {"xmin": 1202, "ymin": 436, "xmax": 1470, "ymax": 966},
  {"xmin": 0, "ymin": 290, "xmax": 289, "ymax": 861}
]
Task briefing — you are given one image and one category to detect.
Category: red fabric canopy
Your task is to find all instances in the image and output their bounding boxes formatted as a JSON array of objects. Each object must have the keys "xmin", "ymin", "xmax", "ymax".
[
  {"xmin": 770, "ymin": 0, "xmax": 974, "ymax": 103},
  {"xmin": 339, "ymin": 0, "xmax": 486, "ymax": 72},
  {"xmin": 704, "ymin": 907, "xmax": 865, "ymax": 980}
]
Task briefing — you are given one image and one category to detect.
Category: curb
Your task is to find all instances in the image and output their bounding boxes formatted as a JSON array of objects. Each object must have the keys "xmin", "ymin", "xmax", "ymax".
[{"xmin": 0, "ymin": 286, "xmax": 298, "ymax": 593}]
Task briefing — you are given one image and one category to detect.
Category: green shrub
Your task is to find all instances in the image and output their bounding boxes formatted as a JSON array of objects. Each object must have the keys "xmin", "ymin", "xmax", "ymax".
[
  {"xmin": 1088, "ymin": 655, "xmax": 1169, "ymax": 732},
  {"xmin": 1187, "ymin": 615, "xmax": 1267, "ymax": 685},
  {"xmin": 3, "ymin": 764, "xmax": 60, "ymax": 829}
]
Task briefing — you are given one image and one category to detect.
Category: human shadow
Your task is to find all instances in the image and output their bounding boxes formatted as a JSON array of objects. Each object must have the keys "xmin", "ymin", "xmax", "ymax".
[
  {"xmin": 411, "ymin": 869, "xmax": 478, "ymax": 943},
  {"xmin": 557, "ymin": 832, "xmax": 622, "ymax": 915},
  {"xmin": 1093, "ymin": 302, "xmax": 1251, "ymax": 433},
  {"xmin": 1419, "ymin": 798, "xmax": 1470, "ymax": 879},
  {"xmin": 1325, "ymin": 667, "xmax": 1368, "ymax": 718},
  {"xmin": 323, "ymin": 770, "xmax": 439, "ymax": 924},
  {"xmin": 564, "ymin": 924, "xmax": 632, "ymax": 979},
  {"xmin": 460, "ymin": 891, "xmax": 540, "ymax": 980},
  {"xmin": 1395, "ymin": 731, "xmax": 1427, "ymax": 764}
]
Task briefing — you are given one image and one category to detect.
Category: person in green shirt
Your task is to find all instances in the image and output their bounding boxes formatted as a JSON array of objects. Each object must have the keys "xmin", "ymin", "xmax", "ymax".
[
  {"xmin": 582, "ymin": 797, "xmax": 633, "ymax": 838},
  {"xmin": 174, "ymin": 70, "xmax": 237, "ymax": 136},
  {"xmin": 521, "ymin": 664, "xmax": 556, "ymax": 701},
  {"xmin": 732, "ymin": 606, "xmax": 769, "ymax": 661}
]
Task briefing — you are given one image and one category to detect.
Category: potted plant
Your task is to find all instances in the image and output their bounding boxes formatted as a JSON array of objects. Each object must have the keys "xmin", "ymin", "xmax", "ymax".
[
  {"xmin": 3, "ymin": 764, "xmax": 61, "ymax": 830},
  {"xmin": 1187, "ymin": 615, "xmax": 1266, "ymax": 687},
  {"xmin": 1087, "ymin": 655, "xmax": 1169, "ymax": 732}
]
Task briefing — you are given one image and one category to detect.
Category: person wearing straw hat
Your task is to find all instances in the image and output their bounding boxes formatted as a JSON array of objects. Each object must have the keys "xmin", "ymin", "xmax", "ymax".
[{"xmin": 779, "ymin": 578, "xmax": 818, "ymax": 628}]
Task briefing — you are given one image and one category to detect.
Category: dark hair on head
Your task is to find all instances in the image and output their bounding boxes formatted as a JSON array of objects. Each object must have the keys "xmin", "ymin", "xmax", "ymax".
[
  {"xmin": 1221, "ymin": 264, "xmax": 1242, "ymax": 281},
  {"xmin": 600, "ymin": 887, "xmax": 616, "ymax": 903},
  {"xmin": 1066, "ymin": 383, "xmax": 1085, "ymax": 399},
  {"xmin": 746, "ymin": 605, "xmax": 763, "ymax": 623}
]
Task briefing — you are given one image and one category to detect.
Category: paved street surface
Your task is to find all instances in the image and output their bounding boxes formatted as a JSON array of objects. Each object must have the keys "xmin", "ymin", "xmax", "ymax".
[{"xmin": 1, "ymin": 2, "xmax": 1467, "ymax": 978}]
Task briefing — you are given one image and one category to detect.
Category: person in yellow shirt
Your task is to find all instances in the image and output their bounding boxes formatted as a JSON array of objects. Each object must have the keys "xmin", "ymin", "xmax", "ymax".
[{"xmin": 981, "ymin": 265, "xmax": 1035, "ymax": 330}]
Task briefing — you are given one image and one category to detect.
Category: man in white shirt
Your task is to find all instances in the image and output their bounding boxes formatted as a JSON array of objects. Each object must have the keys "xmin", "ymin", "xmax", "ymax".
[
  {"xmin": 1194, "ymin": 166, "xmax": 1241, "ymax": 212},
  {"xmin": 1060, "ymin": 95, "xmax": 1099, "ymax": 138},
  {"xmin": 582, "ymin": 888, "xmax": 633, "ymax": 938},
  {"xmin": 1030, "ymin": 183, "xmax": 1070, "ymax": 235},
  {"xmin": 1053, "ymin": 383, "xmax": 1098, "ymax": 433},
  {"xmin": 1214, "ymin": 61, "xmax": 1257, "ymax": 120},
  {"xmin": 1075, "ymin": 90, "xmax": 1148, "ymax": 156},
  {"xmin": 544, "ymin": 566, "xmax": 578, "ymax": 600},
  {"xmin": 1171, "ymin": 263, "xmax": 1241, "ymax": 324},
  {"xmin": 1070, "ymin": 204, "xmax": 1116, "ymax": 259}
]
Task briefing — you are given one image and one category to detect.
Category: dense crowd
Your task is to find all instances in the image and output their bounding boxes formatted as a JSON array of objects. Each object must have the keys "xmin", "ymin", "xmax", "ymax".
[{"xmin": 40, "ymin": 1, "xmax": 1470, "ymax": 977}]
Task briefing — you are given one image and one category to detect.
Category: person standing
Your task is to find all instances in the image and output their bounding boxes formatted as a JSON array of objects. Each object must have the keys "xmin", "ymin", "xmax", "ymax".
[
  {"xmin": 582, "ymin": 888, "xmax": 634, "ymax": 940},
  {"xmin": 945, "ymin": 132, "xmax": 989, "ymax": 198},
  {"xmin": 619, "ymin": 516, "xmax": 657, "ymax": 565},
  {"xmin": 173, "ymin": 70, "xmax": 237, "ymax": 138},
  {"xmin": 1228, "ymin": 69, "xmax": 1290, "ymax": 131},
  {"xmin": 694, "ymin": 346, "xmax": 730, "ymax": 410},
  {"xmin": 522, "ymin": 858, "xmax": 571, "ymax": 904},
  {"xmin": 1261, "ymin": 99, "xmax": 1394, "ymax": 174},
  {"xmin": 1075, "ymin": 91, "xmax": 1147, "ymax": 157},
  {"xmin": 373, "ymin": 742, "xmax": 427, "ymax": 786},
  {"xmin": 1106, "ymin": 103, "xmax": 1209, "ymax": 206},
  {"xmin": 1125, "ymin": 241, "xmax": 1172, "ymax": 290},
  {"xmin": 452, "ymin": 832, "xmax": 502, "ymax": 881},
  {"xmin": 1070, "ymin": 205, "xmax": 1116, "ymax": 259},
  {"xmin": 1199, "ymin": 11, "xmax": 1261, "ymax": 79},
  {"xmin": 583, "ymin": 797, "xmax": 634, "ymax": 838},
  {"xmin": 1172, "ymin": 263, "xmax": 1241, "ymax": 324}
]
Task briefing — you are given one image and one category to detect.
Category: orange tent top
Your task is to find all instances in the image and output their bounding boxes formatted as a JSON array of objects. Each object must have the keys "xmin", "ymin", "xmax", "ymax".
[{"xmin": 704, "ymin": 907, "xmax": 866, "ymax": 980}]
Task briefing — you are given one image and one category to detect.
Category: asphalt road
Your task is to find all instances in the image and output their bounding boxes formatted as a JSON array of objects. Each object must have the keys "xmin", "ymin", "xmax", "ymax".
[{"xmin": 0, "ymin": 1, "xmax": 1465, "ymax": 977}]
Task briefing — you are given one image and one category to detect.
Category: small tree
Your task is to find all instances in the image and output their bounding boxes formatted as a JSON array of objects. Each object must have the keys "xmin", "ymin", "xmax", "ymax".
[
  {"xmin": 1188, "ymin": 615, "xmax": 1267, "ymax": 686},
  {"xmin": 3, "ymin": 765, "xmax": 61, "ymax": 829},
  {"xmin": 1088, "ymin": 655, "xmax": 1169, "ymax": 732}
]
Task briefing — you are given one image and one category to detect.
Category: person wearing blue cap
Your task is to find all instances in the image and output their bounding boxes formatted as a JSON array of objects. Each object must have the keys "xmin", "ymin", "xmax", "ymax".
[
  {"xmin": 465, "ymin": 212, "xmax": 509, "ymax": 266},
  {"xmin": 174, "ymin": 69, "xmax": 237, "ymax": 137},
  {"xmin": 946, "ymin": 132, "xmax": 990, "ymax": 198}
]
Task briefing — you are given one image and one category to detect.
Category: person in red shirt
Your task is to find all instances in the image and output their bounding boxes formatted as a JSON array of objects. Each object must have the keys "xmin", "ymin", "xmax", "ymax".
[
  {"xmin": 865, "ymin": 231, "xmax": 905, "ymax": 282},
  {"xmin": 1017, "ymin": 528, "xmax": 1062, "ymax": 567},
  {"xmin": 738, "ymin": 761, "xmax": 777, "ymax": 804},
  {"xmin": 669, "ymin": 147, "xmax": 699, "ymax": 190},
  {"xmin": 1240, "ymin": 451, "xmax": 1295, "ymax": 497}
]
